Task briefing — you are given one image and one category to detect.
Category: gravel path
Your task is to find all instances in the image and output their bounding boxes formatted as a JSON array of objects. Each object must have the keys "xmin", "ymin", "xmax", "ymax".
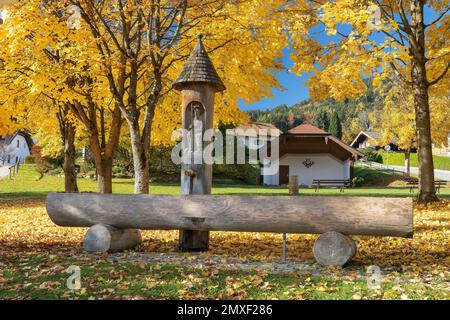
[{"xmin": 67, "ymin": 251, "xmax": 322, "ymax": 274}]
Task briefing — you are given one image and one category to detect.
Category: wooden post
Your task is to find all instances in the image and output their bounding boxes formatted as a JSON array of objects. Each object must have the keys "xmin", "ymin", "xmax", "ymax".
[
  {"xmin": 288, "ymin": 175, "xmax": 299, "ymax": 195},
  {"xmin": 405, "ymin": 149, "xmax": 411, "ymax": 177},
  {"xmin": 172, "ymin": 34, "xmax": 226, "ymax": 252},
  {"xmin": 282, "ymin": 233, "xmax": 287, "ymax": 263}
]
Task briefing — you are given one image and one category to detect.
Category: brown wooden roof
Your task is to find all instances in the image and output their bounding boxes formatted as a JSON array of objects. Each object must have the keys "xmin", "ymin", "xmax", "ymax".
[
  {"xmin": 278, "ymin": 135, "xmax": 363, "ymax": 161},
  {"xmin": 172, "ymin": 34, "xmax": 226, "ymax": 92}
]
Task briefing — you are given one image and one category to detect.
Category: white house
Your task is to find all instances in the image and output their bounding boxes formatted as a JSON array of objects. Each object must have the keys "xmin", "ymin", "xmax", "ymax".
[
  {"xmin": 349, "ymin": 130, "xmax": 407, "ymax": 152},
  {"xmin": 0, "ymin": 131, "xmax": 33, "ymax": 166},
  {"xmin": 261, "ymin": 124, "xmax": 363, "ymax": 186}
]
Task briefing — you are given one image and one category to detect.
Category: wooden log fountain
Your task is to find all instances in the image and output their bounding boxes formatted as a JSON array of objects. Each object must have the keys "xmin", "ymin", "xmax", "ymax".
[
  {"xmin": 47, "ymin": 193, "xmax": 413, "ymax": 237},
  {"xmin": 46, "ymin": 193, "xmax": 413, "ymax": 265}
]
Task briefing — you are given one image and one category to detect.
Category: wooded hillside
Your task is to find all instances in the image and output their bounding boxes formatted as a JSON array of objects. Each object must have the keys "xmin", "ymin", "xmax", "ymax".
[{"xmin": 247, "ymin": 80, "xmax": 382, "ymax": 143}]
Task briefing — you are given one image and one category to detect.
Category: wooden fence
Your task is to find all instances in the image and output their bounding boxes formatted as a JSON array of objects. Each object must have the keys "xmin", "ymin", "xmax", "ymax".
[{"xmin": 357, "ymin": 159, "xmax": 406, "ymax": 176}]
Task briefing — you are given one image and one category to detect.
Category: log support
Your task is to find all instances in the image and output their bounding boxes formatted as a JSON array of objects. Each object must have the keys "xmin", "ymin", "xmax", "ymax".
[
  {"xmin": 83, "ymin": 224, "xmax": 142, "ymax": 253},
  {"xmin": 313, "ymin": 231, "xmax": 356, "ymax": 266},
  {"xmin": 179, "ymin": 230, "xmax": 210, "ymax": 252}
]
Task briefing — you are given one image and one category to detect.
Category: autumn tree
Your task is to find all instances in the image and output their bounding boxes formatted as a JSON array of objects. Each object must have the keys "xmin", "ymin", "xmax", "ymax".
[
  {"xmin": 2, "ymin": 0, "xmax": 286, "ymax": 195},
  {"xmin": 70, "ymin": 0, "xmax": 287, "ymax": 193},
  {"xmin": 377, "ymin": 81, "xmax": 450, "ymax": 176},
  {"xmin": 1, "ymin": 1, "xmax": 125, "ymax": 193},
  {"xmin": 0, "ymin": 15, "xmax": 82, "ymax": 193},
  {"xmin": 287, "ymin": 0, "xmax": 450, "ymax": 203},
  {"xmin": 31, "ymin": 101, "xmax": 82, "ymax": 192},
  {"xmin": 0, "ymin": 65, "xmax": 81, "ymax": 191}
]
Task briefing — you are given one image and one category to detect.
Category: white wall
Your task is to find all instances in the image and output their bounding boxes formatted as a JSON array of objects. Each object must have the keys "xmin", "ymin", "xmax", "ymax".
[
  {"xmin": 263, "ymin": 153, "xmax": 350, "ymax": 186},
  {"xmin": 2, "ymin": 135, "xmax": 30, "ymax": 165}
]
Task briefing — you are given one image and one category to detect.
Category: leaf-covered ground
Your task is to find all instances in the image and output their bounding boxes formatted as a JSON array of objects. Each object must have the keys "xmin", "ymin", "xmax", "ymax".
[{"xmin": 0, "ymin": 198, "xmax": 448, "ymax": 300}]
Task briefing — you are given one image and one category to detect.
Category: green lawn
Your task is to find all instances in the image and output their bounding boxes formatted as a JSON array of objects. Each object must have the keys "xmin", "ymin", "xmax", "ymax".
[
  {"xmin": 1, "ymin": 164, "xmax": 449, "ymax": 201},
  {"xmin": 1, "ymin": 255, "xmax": 447, "ymax": 300},
  {"xmin": 378, "ymin": 151, "xmax": 450, "ymax": 171}
]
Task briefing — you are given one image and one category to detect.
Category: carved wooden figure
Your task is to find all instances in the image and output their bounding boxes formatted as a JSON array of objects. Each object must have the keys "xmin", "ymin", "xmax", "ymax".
[{"xmin": 172, "ymin": 34, "xmax": 226, "ymax": 251}]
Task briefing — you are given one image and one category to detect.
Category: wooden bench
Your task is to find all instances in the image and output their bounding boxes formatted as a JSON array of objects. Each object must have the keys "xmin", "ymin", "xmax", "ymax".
[
  {"xmin": 312, "ymin": 179, "xmax": 351, "ymax": 192},
  {"xmin": 406, "ymin": 179, "xmax": 447, "ymax": 193}
]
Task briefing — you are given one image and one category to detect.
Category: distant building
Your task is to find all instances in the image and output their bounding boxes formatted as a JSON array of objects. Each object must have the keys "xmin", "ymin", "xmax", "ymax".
[
  {"xmin": 261, "ymin": 124, "xmax": 363, "ymax": 186},
  {"xmin": 0, "ymin": 131, "xmax": 34, "ymax": 165},
  {"xmin": 350, "ymin": 130, "xmax": 400, "ymax": 151}
]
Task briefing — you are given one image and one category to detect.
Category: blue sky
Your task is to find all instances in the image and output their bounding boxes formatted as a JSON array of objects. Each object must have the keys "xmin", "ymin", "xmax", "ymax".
[
  {"xmin": 240, "ymin": 6, "xmax": 441, "ymax": 112},
  {"xmin": 240, "ymin": 49, "xmax": 312, "ymax": 112},
  {"xmin": 239, "ymin": 23, "xmax": 355, "ymax": 111}
]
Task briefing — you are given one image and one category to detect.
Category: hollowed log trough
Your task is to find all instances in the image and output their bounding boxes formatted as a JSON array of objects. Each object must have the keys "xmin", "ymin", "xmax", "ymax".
[{"xmin": 46, "ymin": 193, "xmax": 413, "ymax": 266}]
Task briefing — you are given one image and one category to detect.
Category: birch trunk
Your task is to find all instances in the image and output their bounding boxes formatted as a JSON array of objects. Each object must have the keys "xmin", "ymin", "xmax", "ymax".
[{"xmin": 129, "ymin": 120, "xmax": 150, "ymax": 194}]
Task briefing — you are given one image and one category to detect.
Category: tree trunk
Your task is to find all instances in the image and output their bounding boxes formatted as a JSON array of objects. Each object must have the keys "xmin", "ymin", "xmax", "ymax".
[
  {"xmin": 79, "ymin": 100, "xmax": 122, "ymax": 195},
  {"xmin": 412, "ymin": 78, "xmax": 437, "ymax": 203},
  {"xmin": 129, "ymin": 120, "xmax": 149, "ymax": 194},
  {"xmin": 410, "ymin": 0, "xmax": 438, "ymax": 203},
  {"xmin": 89, "ymin": 135, "xmax": 114, "ymax": 194},
  {"xmin": 63, "ymin": 124, "xmax": 78, "ymax": 193},
  {"xmin": 96, "ymin": 157, "xmax": 113, "ymax": 194}
]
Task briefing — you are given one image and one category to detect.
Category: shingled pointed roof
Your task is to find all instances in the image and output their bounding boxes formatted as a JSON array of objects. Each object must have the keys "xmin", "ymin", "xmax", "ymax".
[{"xmin": 172, "ymin": 34, "xmax": 226, "ymax": 92}]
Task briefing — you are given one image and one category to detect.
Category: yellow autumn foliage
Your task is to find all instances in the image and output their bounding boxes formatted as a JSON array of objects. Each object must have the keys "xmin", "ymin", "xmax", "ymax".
[{"xmin": 0, "ymin": 0, "xmax": 290, "ymax": 149}]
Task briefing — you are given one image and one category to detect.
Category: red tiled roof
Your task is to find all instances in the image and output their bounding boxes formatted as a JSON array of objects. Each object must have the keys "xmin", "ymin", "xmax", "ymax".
[{"xmin": 287, "ymin": 124, "xmax": 329, "ymax": 135}]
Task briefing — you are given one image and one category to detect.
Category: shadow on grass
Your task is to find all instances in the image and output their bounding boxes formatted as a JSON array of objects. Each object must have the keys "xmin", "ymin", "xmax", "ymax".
[
  {"xmin": 111, "ymin": 181, "xmax": 137, "ymax": 185},
  {"xmin": 0, "ymin": 192, "xmax": 49, "ymax": 201},
  {"xmin": 1, "ymin": 187, "xmax": 448, "ymax": 201}
]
